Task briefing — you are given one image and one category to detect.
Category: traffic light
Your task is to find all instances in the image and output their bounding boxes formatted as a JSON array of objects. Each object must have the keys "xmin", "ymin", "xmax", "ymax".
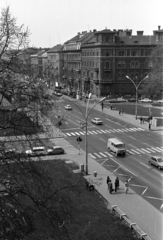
[{"xmin": 77, "ymin": 137, "xmax": 82, "ymax": 142}]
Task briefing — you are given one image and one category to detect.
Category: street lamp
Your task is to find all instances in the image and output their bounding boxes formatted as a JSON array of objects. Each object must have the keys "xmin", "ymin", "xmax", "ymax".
[
  {"xmin": 68, "ymin": 94, "xmax": 106, "ymax": 175},
  {"xmin": 126, "ymin": 75, "xmax": 148, "ymax": 119}
]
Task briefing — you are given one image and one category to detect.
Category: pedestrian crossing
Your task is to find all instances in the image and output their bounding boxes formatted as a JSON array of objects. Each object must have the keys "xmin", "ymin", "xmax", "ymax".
[
  {"xmin": 89, "ymin": 146, "xmax": 163, "ymax": 159},
  {"xmin": 63, "ymin": 127, "xmax": 145, "ymax": 137},
  {"xmin": 50, "ymin": 138, "xmax": 78, "ymax": 154}
]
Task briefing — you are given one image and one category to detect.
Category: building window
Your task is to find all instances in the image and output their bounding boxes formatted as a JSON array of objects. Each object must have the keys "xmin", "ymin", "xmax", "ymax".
[
  {"xmin": 105, "ymin": 61, "xmax": 110, "ymax": 68},
  {"xmin": 148, "ymin": 61, "xmax": 153, "ymax": 69},
  {"xmin": 117, "ymin": 73, "xmax": 121, "ymax": 80},
  {"xmin": 135, "ymin": 61, "xmax": 140, "ymax": 68},
  {"xmin": 130, "ymin": 61, "xmax": 135, "ymax": 68},
  {"xmin": 121, "ymin": 61, "xmax": 126, "ymax": 68},
  {"xmin": 118, "ymin": 50, "xmax": 125, "ymax": 56},
  {"xmin": 117, "ymin": 61, "xmax": 121, "ymax": 68},
  {"xmin": 121, "ymin": 73, "xmax": 126, "ymax": 80},
  {"xmin": 131, "ymin": 50, "xmax": 139, "ymax": 56},
  {"xmin": 144, "ymin": 61, "xmax": 148, "ymax": 69}
]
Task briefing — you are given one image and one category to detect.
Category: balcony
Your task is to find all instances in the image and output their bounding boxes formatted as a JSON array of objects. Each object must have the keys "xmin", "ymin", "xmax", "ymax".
[
  {"xmin": 104, "ymin": 68, "xmax": 111, "ymax": 72},
  {"xmin": 93, "ymin": 80, "xmax": 100, "ymax": 85},
  {"xmin": 102, "ymin": 80, "xmax": 113, "ymax": 84}
]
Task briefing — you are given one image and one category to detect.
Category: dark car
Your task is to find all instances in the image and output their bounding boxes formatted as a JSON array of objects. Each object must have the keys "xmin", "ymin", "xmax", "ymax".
[{"xmin": 128, "ymin": 97, "xmax": 136, "ymax": 102}]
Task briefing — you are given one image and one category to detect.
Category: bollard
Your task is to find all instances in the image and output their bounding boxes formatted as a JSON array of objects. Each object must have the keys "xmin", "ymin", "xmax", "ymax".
[
  {"xmin": 94, "ymin": 171, "xmax": 97, "ymax": 177},
  {"xmin": 80, "ymin": 164, "xmax": 84, "ymax": 173}
]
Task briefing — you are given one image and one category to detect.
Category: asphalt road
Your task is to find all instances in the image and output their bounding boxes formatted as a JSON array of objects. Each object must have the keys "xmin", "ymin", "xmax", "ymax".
[{"xmin": 52, "ymin": 99, "xmax": 163, "ymax": 212}]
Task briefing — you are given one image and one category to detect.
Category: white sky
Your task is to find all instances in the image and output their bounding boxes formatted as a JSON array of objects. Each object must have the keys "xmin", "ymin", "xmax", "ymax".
[{"xmin": 0, "ymin": 0, "xmax": 163, "ymax": 48}]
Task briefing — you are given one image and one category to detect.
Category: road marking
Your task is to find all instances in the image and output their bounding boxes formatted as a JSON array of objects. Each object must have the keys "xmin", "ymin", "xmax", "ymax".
[
  {"xmin": 88, "ymin": 153, "xmax": 96, "ymax": 159},
  {"xmin": 138, "ymin": 128, "xmax": 145, "ymax": 131},
  {"xmin": 109, "ymin": 157, "xmax": 138, "ymax": 177},
  {"xmin": 140, "ymin": 162, "xmax": 150, "ymax": 168},
  {"xmin": 94, "ymin": 153, "xmax": 102, "ymax": 158},
  {"xmin": 92, "ymin": 131, "xmax": 98, "ymax": 134},
  {"xmin": 87, "ymin": 131, "xmax": 94, "ymax": 134},
  {"xmin": 160, "ymin": 204, "xmax": 163, "ymax": 210},
  {"xmin": 70, "ymin": 132, "xmax": 76, "ymax": 136},
  {"xmin": 127, "ymin": 150, "xmax": 135, "ymax": 155},
  {"xmin": 66, "ymin": 133, "xmax": 72, "ymax": 136},
  {"xmin": 104, "ymin": 151, "xmax": 113, "ymax": 157},
  {"xmin": 100, "ymin": 138, "xmax": 106, "ymax": 142},
  {"xmin": 141, "ymin": 148, "xmax": 151, "ymax": 153},
  {"xmin": 135, "ymin": 149, "xmax": 144, "ymax": 154},
  {"xmin": 155, "ymin": 147, "xmax": 163, "ymax": 152},
  {"xmin": 130, "ymin": 149, "xmax": 141, "ymax": 154},
  {"xmin": 101, "ymin": 159, "xmax": 108, "ymax": 165},
  {"xmin": 105, "ymin": 130, "xmax": 111, "ymax": 133},
  {"xmin": 79, "ymin": 132, "xmax": 85, "ymax": 135},
  {"xmin": 74, "ymin": 132, "xmax": 80, "ymax": 135},
  {"xmin": 151, "ymin": 147, "xmax": 161, "ymax": 152},
  {"xmin": 100, "ymin": 130, "xmax": 108, "ymax": 133},
  {"xmin": 96, "ymin": 130, "xmax": 103, "ymax": 134},
  {"xmin": 142, "ymin": 187, "xmax": 148, "ymax": 195},
  {"xmin": 145, "ymin": 196, "xmax": 163, "ymax": 201},
  {"xmin": 146, "ymin": 148, "xmax": 156, "ymax": 153},
  {"xmin": 99, "ymin": 152, "xmax": 107, "ymax": 157}
]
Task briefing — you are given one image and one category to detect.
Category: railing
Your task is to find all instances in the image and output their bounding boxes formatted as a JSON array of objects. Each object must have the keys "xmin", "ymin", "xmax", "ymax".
[{"xmin": 111, "ymin": 205, "xmax": 151, "ymax": 240}]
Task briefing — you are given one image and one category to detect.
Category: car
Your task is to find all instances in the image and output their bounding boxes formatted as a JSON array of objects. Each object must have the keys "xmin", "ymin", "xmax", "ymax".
[
  {"xmin": 91, "ymin": 118, "xmax": 103, "ymax": 125},
  {"xmin": 148, "ymin": 156, "xmax": 163, "ymax": 170},
  {"xmin": 25, "ymin": 146, "xmax": 46, "ymax": 157},
  {"xmin": 128, "ymin": 97, "xmax": 136, "ymax": 102},
  {"xmin": 140, "ymin": 98, "xmax": 152, "ymax": 103},
  {"xmin": 65, "ymin": 104, "xmax": 72, "ymax": 110},
  {"xmin": 47, "ymin": 146, "xmax": 65, "ymax": 155},
  {"xmin": 157, "ymin": 99, "xmax": 163, "ymax": 103},
  {"xmin": 116, "ymin": 98, "xmax": 128, "ymax": 102}
]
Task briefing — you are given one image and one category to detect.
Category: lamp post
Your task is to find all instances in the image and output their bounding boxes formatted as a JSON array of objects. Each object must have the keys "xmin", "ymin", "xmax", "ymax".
[
  {"xmin": 68, "ymin": 94, "xmax": 106, "ymax": 175},
  {"xmin": 126, "ymin": 75, "xmax": 148, "ymax": 119}
]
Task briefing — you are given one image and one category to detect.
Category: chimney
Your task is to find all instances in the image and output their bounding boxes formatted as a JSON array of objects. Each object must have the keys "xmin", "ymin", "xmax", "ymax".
[
  {"xmin": 137, "ymin": 31, "xmax": 144, "ymax": 36},
  {"xmin": 158, "ymin": 25, "xmax": 161, "ymax": 30}
]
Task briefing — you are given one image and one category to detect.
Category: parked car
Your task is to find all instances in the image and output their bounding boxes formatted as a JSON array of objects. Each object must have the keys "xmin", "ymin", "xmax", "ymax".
[
  {"xmin": 128, "ymin": 97, "xmax": 136, "ymax": 102},
  {"xmin": 25, "ymin": 146, "xmax": 46, "ymax": 157},
  {"xmin": 91, "ymin": 118, "xmax": 103, "ymax": 125},
  {"xmin": 47, "ymin": 146, "xmax": 65, "ymax": 155},
  {"xmin": 140, "ymin": 98, "xmax": 152, "ymax": 103},
  {"xmin": 65, "ymin": 104, "xmax": 72, "ymax": 110},
  {"xmin": 148, "ymin": 156, "xmax": 163, "ymax": 170},
  {"xmin": 157, "ymin": 99, "xmax": 163, "ymax": 103}
]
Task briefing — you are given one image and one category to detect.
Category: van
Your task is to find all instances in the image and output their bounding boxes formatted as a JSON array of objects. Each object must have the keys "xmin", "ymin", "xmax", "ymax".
[{"xmin": 107, "ymin": 138, "xmax": 126, "ymax": 156}]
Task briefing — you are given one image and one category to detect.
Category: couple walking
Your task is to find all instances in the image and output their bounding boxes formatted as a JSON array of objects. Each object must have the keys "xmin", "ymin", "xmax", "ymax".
[{"xmin": 106, "ymin": 176, "xmax": 119, "ymax": 194}]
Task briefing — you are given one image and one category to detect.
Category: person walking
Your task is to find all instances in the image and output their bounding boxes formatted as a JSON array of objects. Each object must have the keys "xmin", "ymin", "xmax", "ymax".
[
  {"xmin": 106, "ymin": 176, "xmax": 111, "ymax": 185},
  {"xmin": 101, "ymin": 102, "xmax": 104, "ymax": 111},
  {"xmin": 124, "ymin": 180, "xmax": 129, "ymax": 194},
  {"xmin": 140, "ymin": 117, "xmax": 143, "ymax": 124},
  {"xmin": 115, "ymin": 177, "xmax": 119, "ymax": 191},
  {"xmin": 119, "ymin": 110, "xmax": 121, "ymax": 115},
  {"xmin": 108, "ymin": 180, "xmax": 114, "ymax": 194}
]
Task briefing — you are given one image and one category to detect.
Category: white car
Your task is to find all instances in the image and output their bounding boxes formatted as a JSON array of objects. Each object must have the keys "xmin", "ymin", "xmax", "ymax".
[
  {"xmin": 65, "ymin": 104, "xmax": 72, "ymax": 110},
  {"xmin": 117, "ymin": 98, "xmax": 128, "ymax": 102},
  {"xmin": 157, "ymin": 99, "xmax": 163, "ymax": 103},
  {"xmin": 149, "ymin": 156, "xmax": 163, "ymax": 170},
  {"xmin": 91, "ymin": 118, "xmax": 103, "ymax": 125},
  {"xmin": 140, "ymin": 98, "xmax": 152, "ymax": 103}
]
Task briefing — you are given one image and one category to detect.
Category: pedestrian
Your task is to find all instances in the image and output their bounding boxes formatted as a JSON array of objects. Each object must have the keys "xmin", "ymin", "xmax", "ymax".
[
  {"xmin": 149, "ymin": 122, "xmax": 151, "ymax": 130},
  {"xmin": 108, "ymin": 180, "xmax": 114, "ymax": 194},
  {"xmin": 124, "ymin": 180, "xmax": 129, "ymax": 194},
  {"xmin": 110, "ymin": 105, "xmax": 113, "ymax": 110},
  {"xmin": 115, "ymin": 177, "xmax": 119, "ymax": 190},
  {"xmin": 119, "ymin": 110, "xmax": 121, "ymax": 115},
  {"xmin": 106, "ymin": 176, "xmax": 111, "ymax": 184},
  {"xmin": 101, "ymin": 102, "xmax": 104, "ymax": 111},
  {"xmin": 140, "ymin": 117, "xmax": 143, "ymax": 124}
]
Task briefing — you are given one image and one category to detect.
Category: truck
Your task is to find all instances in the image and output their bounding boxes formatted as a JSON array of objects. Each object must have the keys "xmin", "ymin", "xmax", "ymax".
[{"xmin": 107, "ymin": 138, "xmax": 126, "ymax": 156}]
